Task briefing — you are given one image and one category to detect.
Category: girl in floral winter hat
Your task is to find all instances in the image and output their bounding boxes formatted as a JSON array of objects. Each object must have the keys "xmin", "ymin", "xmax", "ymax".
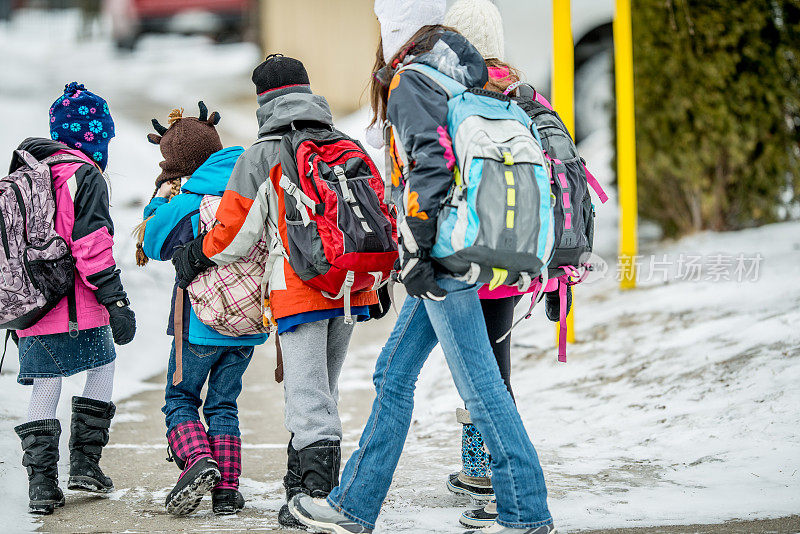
[{"xmin": 12, "ymin": 82, "xmax": 134, "ymax": 516}]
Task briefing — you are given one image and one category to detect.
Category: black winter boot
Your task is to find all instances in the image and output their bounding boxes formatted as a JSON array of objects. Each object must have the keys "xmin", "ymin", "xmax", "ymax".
[
  {"xmin": 278, "ymin": 437, "xmax": 307, "ymax": 529},
  {"xmin": 298, "ymin": 439, "xmax": 341, "ymax": 498},
  {"xmin": 14, "ymin": 419, "xmax": 65, "ymax": 515},
  {"xmin": 545, "ymin": 284, "xmax": 572, "ymax": 323},
  {"xmin": 68, "ymin": 396, "xmax": 115, "ymax": 493}
]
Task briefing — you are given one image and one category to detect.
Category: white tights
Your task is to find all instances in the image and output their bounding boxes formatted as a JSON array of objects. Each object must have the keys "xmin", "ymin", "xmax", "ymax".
[{"xmin": 27, "ymin": 360, "xmax": 115, "ymax": 422}]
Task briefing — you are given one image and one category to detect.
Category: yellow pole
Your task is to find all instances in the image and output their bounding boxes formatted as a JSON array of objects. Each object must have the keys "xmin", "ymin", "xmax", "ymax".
[
  {"xmin": 614, "ymin": 0, "xmax": 638, "ymax": 289},
  {"xmin": 551, "ymin": 0, "xmax": 575, "ymax": 344}
]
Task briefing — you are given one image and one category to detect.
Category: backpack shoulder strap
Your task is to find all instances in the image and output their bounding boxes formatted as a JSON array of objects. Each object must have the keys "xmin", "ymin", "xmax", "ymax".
[
  {"xmin": 41, "ymin": 153, "xmax": 92, "ymax": 167},
  {"xmin": 253, "ymin": 135, "xmax": 284, "ymax": 147},
  {"xmin": 396, "ymin": 63, "xmax": 467, "ymax": 99}
]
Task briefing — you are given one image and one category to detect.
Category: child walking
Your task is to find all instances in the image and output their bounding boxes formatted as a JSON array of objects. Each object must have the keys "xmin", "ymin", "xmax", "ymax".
[
  {"xmin": 445, "ymin": 0, "xmax": 579, "ymax": 527},
  {"xmin": 10, "ymin": 82, "xmax": 136, "ymax": 515},
  {"xmin": 289, "ymin": 1, "xmax": 556, "ymax": 533},
  {"xmin": 171, "ymin": 55, "xmax": 385, "ymax": 529},
  {"xmin": 138, "ymin": 103, "xmax": 269, "ymax": 516}
]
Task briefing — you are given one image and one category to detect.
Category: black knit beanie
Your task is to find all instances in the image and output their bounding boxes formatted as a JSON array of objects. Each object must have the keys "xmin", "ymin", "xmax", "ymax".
[{"xmin": 252, "ymin": 54, "xmax": 311, "ymax": 103}]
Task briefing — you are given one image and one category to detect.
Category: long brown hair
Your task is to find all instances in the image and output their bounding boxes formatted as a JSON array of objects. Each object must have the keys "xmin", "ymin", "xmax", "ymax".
[{"xmin": 369, "ymin": 25, "xmax": 458, "ymax": 127}]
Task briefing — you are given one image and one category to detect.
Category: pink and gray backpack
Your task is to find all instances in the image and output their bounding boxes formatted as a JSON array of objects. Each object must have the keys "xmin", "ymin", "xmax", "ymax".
[
  {"xmin": 0, "ymin": 150, "xmax": 77, "ymax": 332},
  {"xmin": 513, "ymin": 84, "xmax": 609, "ymax": 361}
]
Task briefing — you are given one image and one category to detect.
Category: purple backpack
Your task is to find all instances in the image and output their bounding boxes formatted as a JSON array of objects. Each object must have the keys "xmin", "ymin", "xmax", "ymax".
[{"xmin": 0, "ymin": 150, "xmax": 77, "ymax": 333}]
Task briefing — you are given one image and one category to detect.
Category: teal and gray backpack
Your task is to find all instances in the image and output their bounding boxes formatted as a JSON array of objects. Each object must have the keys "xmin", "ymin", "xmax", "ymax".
[{"xmin": 397, "ymin": 63, "xmax": 554, "ymax": 291}]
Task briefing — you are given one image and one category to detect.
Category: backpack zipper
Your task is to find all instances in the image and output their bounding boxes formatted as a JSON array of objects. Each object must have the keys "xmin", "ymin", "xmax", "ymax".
[
  {"xmin": 0, "ymin": 208, "xmax": 9, "ymax": 259},
  {"xmin": 8, "ymin": 182, "xmax": 29, "ymax": 245}
]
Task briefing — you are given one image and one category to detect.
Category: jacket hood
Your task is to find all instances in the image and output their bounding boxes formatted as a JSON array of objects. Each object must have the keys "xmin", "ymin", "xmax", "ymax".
[
  {"xmin": 412, "ymin": 31, "xmax": 488, "ymax": 89},
  {"xmin": 9, "ymin": 137, "xmax": 73, "ymax": 173},
  {"xmin": 256, "ymin": 92, "xmax": 334, "ymax": 137},
  {"xmin": 182, "ymin": 146, "xmax": 244, "ymax": 197}
]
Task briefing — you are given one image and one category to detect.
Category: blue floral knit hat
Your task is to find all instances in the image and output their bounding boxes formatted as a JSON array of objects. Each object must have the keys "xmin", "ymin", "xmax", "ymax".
[{"xmin": 49, "ymin": 82, "xmax": 115, "ymax": 170}]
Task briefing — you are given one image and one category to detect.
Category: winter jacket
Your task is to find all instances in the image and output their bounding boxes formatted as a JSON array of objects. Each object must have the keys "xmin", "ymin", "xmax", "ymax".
[
  {"xmin": 9, "ymin": 138, "xmax": 126, "ymax": 337},
  {"xmin": 141, "ymin": 146, "xmax": 267, "ymax": 347},
  {"xmin": 385, "ymin": 31, "xmax": 489, "ymax": 272},
  {"xmin": 201, "ymin": 91, "xmax": 377, "ymax": 327}
]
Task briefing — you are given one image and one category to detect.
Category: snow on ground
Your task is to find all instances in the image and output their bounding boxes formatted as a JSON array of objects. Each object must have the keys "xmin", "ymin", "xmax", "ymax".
[
  {"xmin": 405, "ymin": 221, "xmax": 800, "ymax": 531},
  {"xmin": 1, "ymin": 8, "xmax": 798, "ymax": 533}
]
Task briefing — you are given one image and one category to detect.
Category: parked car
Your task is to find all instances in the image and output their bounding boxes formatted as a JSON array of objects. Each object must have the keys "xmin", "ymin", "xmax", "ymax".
[{"xmin": 109, "ymin": 0, "xmax": 253, "ymax": 49}]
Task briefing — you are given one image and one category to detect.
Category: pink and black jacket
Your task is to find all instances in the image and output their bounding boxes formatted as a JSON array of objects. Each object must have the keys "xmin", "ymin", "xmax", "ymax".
[{"xmin": 9, "ymin": 138, "xmax": 126, "ymax": 337}]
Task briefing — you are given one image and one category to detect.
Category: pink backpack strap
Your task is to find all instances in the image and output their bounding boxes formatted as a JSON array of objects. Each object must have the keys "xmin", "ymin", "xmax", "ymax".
[
  {"xmin": 557, "ymin": 277, "xmax": 568, "ymax": 363},
  {"xmin": 583, "ymin": 163, "xmax": 608, "ymax": 204}
]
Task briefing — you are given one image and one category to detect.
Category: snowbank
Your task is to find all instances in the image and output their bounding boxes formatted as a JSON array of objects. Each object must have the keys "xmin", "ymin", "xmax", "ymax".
[{"xmin": 406, "ymin": 220, "xmax": 800, "ymax": 531}]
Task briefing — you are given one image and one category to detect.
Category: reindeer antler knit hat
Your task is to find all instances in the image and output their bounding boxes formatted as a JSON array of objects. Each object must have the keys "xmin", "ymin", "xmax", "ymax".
[{"xmin": 147, "ymin": 101, "xmax": 223, "ymax": 187}]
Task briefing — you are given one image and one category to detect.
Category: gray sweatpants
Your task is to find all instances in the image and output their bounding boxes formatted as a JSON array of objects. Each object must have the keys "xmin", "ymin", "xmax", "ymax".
[{"xmin": 279, "ymin": 317, "xmax": 355, "ymax": 450}]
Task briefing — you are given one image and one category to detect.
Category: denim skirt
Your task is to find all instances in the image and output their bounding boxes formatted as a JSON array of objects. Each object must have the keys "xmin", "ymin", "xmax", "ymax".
[{"xmin": 17, "ymin": 326, "xmax": 116, "ymax": 385}]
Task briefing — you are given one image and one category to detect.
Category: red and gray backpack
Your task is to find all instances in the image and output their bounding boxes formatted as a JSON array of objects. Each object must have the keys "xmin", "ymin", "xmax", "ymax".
[
  {"xmin": 272, "ymin": 126, "xmax": 398, "ymax": 321},
  {"xmin": 0, "ymin": 150, "xmax": 77, "ymax": 334},
  {"xmin": 513, "ymin": 84, "xmax": 609, "ymax": 361}
]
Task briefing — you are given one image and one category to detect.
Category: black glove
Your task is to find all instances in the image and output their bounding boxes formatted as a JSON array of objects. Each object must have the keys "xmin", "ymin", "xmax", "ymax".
[
  {"xmin": 172, "ymin": 234, "xmax": 215, "ymax": 289},
  {"xmin": 545, "ymin": 284, "xmax": 572, "ymax": 322},
  {"xmin": 368, "ymin": 284, "xmax": 393, "ymax": 320},
  {"xmin": 106, "ymin": 301, "xmax": 136, "ymax": 345},
  {"xmin": 399, "ymin": 257, "xmax": 447, "ymax": 301}
]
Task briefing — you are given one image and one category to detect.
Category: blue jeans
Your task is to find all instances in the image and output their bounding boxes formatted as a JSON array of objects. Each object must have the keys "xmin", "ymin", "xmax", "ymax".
[
  {"xmin": 327, "ymin": 277, "xmax": 552, "ymax": 529},
  {"xmin": 162, "ymin": 339, "xmax": 253, "ymax": 437}
]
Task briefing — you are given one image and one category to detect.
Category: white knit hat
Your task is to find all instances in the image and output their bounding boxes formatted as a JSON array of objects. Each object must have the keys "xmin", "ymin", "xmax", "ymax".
[
  {"xmin": 444, "ymin": 0, "xmax": 505, "ymax": 60},
  {"xmin": 374, "ymin": 0, "xmax": 447, "ymax": 63}
]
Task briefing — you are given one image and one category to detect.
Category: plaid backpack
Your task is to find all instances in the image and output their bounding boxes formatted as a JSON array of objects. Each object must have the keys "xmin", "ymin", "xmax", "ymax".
[
  {"xmin": 269, "ymin": 126, "xmax": 398, "ymax": 322},
  {"xmin": 187, "ymin": 195, "xmax": 269, "ymax": 337},
  {"xmin": 0, "ymin": 150, "xmax": 77, "ymax": 333}
]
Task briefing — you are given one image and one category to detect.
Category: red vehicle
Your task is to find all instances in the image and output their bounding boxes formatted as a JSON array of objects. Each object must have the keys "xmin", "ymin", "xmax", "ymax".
[{"xmin": 110, "ymin": 0, "xmax": 253, "ymax": 49}]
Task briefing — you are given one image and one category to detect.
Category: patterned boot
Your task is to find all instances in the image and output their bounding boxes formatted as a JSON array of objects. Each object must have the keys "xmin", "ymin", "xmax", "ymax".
[
  {"xmin": 165, "ymin": 420, "xmax": 220, "ymax": 515},
  {"xmin": 15, "ymin": 419, "xmax": 65, "ymax": 515},
  {"xmin": 68, "ymin": 396, "xmax": 115, "ymax": 493},
  {"xmin": 447, "ymin": 408, "xmax": 494, "ymax": 502},
  {"xmin": 209, "ymin": 435, "xmax": 244, "ymax": 515}
]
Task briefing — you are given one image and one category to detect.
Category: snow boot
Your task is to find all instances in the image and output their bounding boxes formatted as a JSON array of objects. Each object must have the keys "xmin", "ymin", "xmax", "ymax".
[
  {"xmin": 447, "ymin": 408, "xmax": 494, "ymax": 502},
  {"xmin": 67, "ymin": 396, "xmax": 115, "ymax": 493},
  {"xmin": 279, "ymin": 437, "xmax": 307, "ymax": 529},
  {"xmin": 165, "ymin": 420, "xmax": 220, "ymax": 516},
  {"xmin": 14, "ymin": 419, "xmax": 65, "ymax": 515},
  {"xmin": 545, "ymin": 285, "xmax": 571, "ymax": 323},
  {"xmin": 298, "ymin": 439, "xmax": 341, "ymax": 498},
  {"xmin": 463, "ymin": 522, "xmax": 557, "ymax": 534},
  {"xmin": 460, "ymin": 499, "xmax": 498, "ymax": 528},
  {"xmin": 290, "ymin": 493, "xmax": 373, "ymax": 533},
  {"xmin": 209, "ymin": 434, "xmax": 244, "ymax": 515}
]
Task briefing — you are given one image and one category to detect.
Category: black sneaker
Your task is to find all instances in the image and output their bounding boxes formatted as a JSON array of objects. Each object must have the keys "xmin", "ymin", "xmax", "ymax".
[
  {"xmin": 447, "ymin": 471, "xmax": 494, "ymax": 502},
  {"xmin": 165, "ymin": 457, "xmax": 220, "ymax": 516},
  {"xmin": 279, "ymin": 502, "xmax": 307, "ymax": 529},
  {"xmin": 212, "ymin": 488, "xmax": 244, "ymax": 515},
  {"xmin": 460, "ymin": 500, "xmax": 498, "ymax": 527}
]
